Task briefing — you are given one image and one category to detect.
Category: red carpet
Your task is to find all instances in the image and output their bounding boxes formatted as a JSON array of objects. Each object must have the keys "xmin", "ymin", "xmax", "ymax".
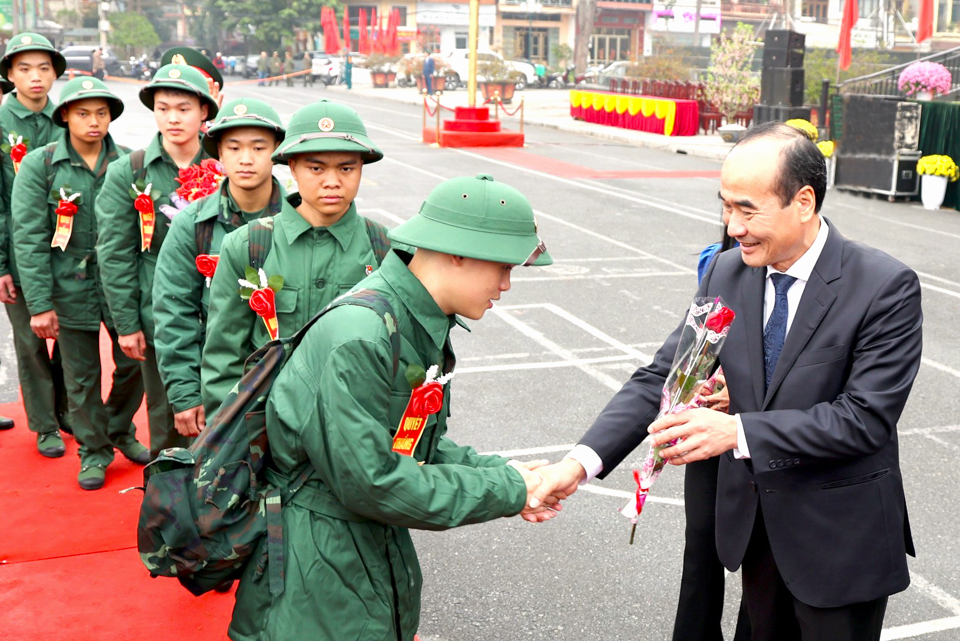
[{"xmin": 0, "ymin": 328, "xmax": 235, "ymax": 639}]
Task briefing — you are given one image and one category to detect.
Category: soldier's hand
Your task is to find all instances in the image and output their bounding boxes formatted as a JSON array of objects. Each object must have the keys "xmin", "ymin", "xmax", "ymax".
[
  {"xmin": 118, "ymin": 331, "xmax": 147, "ymax": 361},
  {"xmin": 174, "ymin": 405, "xmax": 206, "ymax": 437},
  {"xmin": 207, "ymin": 78, "xmax": 223, "ymax": 110},
  {"xmin": 0, "ymin": 274, "xmax": 17, "ymax": 303},
  {"xmin": 30, "ymin": 310, "xmax": 59, "ymax": 339}
]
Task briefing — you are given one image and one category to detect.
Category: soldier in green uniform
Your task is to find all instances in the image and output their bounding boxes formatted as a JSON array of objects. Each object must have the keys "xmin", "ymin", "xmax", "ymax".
[
  {"xmin": 154, "ymin": 97, "xmax": 286, "ymax": 439},
  {"xmin": 227, "ymin": 174, "xmax": 555, "ymax": 641},
  {"xmin": 268, "ymin": 52, "xmax": 282, "ymax": 86},
  {"xmin": 283, "ymin": 52, "xmax": 295, "ymax": 87},
  {"xmin": 301, "ymin": 51, "xmax": 313, "ymax": 87},
  {"xmin": 96, "ymin": 63, "xmax": 219, "ymax": 459},
  {"xmin": 200, "ymin": 100, "xmax": 390, "ymax": 418},
  {"xmin": 12, "ymin": 77, "xmax": 149, "ymax": 489},
  {"xmin": 0, "ymin": 33, "xmax": 71, "ymax": 448}
]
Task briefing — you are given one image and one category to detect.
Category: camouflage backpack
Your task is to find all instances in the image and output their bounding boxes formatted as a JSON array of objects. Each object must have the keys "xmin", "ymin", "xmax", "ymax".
[{"xmin": 136, "ymin": 289, "xmax": 401, "ymax": 597}]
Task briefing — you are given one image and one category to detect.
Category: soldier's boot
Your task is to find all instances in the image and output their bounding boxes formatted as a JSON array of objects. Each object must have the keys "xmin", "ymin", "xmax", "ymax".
[
  {"xmin": 77, "ymin": 463, "xmax": 106, "ymax": 491},
  {"xmin": 115, "ymin": 436, "xmax": 151, "ymax": 465},
  {"xmin": 37, "ymin": 431, "xmax": 66, "ymax": 458},
  {"xmin": 0, "ymin": 416, "xmax": 13, "ymax": 430}
]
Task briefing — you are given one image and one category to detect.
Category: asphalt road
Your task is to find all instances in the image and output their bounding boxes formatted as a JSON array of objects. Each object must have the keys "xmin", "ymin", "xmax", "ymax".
[{"xmin": 3, "ymin": 78, "xmax": 960, "ymax": 640}]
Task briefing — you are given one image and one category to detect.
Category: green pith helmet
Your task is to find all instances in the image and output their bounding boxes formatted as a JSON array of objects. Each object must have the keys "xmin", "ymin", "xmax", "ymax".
[
  {"xmin": 0, "ymin": 32, "xmax": 67, "ymax": 80},
  {"xmin": 139, "ymin": 63, "xmax": 220, "ymax": 119},
  {"xmin": 389, "ymin": 174, "xmax": 552, "ymax": 266},
  {"xmin": 160, "ymin": 46, "xmax": 223, "ymax": 89},
  {"xmin": 271, "ymin": 100, "xmax": 383, "ymax": 165},
  {"xmin": 53, "ymin": 76, "xmax": 124, "ymax": 127},
  {"xmin": 1, "ymin": 80, "xmax": 13, "ymax": 94},
  {"xmin": 202, "ymin": 98, "xmax": 285, "ymax": 157}
]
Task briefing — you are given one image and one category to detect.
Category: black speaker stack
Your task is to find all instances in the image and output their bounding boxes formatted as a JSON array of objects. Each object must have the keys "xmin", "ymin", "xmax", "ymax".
[{"xmin": 753, "ymin": 30, "xmax": 810, "ymax": 125}]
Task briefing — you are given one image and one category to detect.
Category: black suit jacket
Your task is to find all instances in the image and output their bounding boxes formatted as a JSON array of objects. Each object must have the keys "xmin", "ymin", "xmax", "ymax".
[{"xmin": 580, "ymin": 222, "xmax": 921, "ymax": 608}]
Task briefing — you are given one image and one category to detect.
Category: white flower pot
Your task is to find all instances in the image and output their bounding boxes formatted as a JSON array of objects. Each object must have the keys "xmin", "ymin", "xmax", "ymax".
[
  {"xmin": 920, "ymin": 174, "xmax": 949, "ymax": 210},
  {"xmin": 718, "ymin": 123, "xmax": 747, "ymax": 144},
  {"xmin": 916, "ymin": 90, "xmax": 935, "ymax": 101}
]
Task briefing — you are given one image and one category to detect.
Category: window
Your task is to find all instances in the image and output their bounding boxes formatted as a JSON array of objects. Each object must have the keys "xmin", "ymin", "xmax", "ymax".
[
  {"xmin": 455, "ymin": 32, "xmax": 468, "ymax": 49},
  {"xmin": 802, "ymin": 0, "xmax": 829, "ymax": 22},
  {"xmin": 391, "ymin": 6, "xmax": 407, "ymax": 24}
]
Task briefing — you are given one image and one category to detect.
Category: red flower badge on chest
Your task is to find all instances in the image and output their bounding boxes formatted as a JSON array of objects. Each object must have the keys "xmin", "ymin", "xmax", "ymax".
[
  {"xmin": 238, "ymin": 267, "xmax": 284, "ymax": 340},
  {"xmin": 392, "ymin": 365, "xmax": 455, "ymax": 457},
  {"xmin": 3, "ymin": 133, "xmax": 29, "ymax": 174},
  {"xmin": 195, "ymin": 254, "xmax": 220, "ymax": 287},
  {"xmin": 131, "ymin": 182, "xmax": 157, "ymax": 251},
  {"xmin": 51, "ymin": 187, "xmax": 82, "ymax": 251}
]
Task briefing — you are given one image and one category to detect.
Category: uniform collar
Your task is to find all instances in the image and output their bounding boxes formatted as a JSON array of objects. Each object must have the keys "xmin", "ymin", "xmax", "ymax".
[
  {"xmin": 6, "ymin": 92, "xmax": 55, "ymax": 121},
  {"xmin": 52, "ymin": 134, "xmax": 120, "ymax": 176},
  {"xmin": 379, "ymin": 251, "xmax": 463, "ymax": 351},
  {"xmin": 143, "ymin": 131, "xmax": 206, "ymax": 168},
  {"xmin": 195, "ymin": 177, "xmax": 285, "ymax": 223},
  {"xmin": 280, "ymin": 195, "xmax": 358, "ymax": 250}
]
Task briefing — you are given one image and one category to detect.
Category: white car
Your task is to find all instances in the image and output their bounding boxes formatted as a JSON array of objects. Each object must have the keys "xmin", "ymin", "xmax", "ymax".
[{"xmin": 443, "ymin": 49, "xmax": 533, "ymax": 90}]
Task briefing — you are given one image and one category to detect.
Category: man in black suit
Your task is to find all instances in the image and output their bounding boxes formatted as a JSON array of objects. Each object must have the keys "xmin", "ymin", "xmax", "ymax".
[{"xmin": 531, "ymin": 122, "xmax": 922, "ymax": 640}]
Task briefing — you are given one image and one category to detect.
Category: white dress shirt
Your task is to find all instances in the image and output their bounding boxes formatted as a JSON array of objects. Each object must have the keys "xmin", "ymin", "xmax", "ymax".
[{"xmin": 567, "ymin": 219, "xmax": 830, "ymax": 482}]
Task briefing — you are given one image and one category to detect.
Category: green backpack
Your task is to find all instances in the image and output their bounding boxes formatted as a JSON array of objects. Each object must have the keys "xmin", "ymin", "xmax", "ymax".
[{"xmin": 136, "ymin": 289, "xmax": 401, "ymax": 597}]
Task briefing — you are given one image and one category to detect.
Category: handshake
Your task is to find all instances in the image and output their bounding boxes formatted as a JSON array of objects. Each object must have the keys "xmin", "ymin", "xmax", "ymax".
[{"xmin": 506, "ymin": 458, "xmax": 588, "ymax": 524}]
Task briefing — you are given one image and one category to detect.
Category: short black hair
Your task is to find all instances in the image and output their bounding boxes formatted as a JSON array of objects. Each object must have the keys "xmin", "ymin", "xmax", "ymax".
[{"xmin": 735, "ymin": 121, "xmax": 827, "ymax": 213}]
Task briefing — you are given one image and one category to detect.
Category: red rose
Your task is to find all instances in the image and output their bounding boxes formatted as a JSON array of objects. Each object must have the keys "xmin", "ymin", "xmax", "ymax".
[
  {"xmin": 200, "ymin": 158, "xmax": 223, "ymax": 174},
  {"xmin": 195, "ymin": 254, "xmax": 219, "ymax": 278},
  {"xmin": 410, "ymin": 381, "xmax": 445, "ymax": 415},
  {"xmin": 705, "ymin": 306, "xmax": 736, "ymax": 333},
  {"xmin": 10, "ymin": 143, "xmax": 27, "ymax": 163},
  {"xmin": 177, "ymin": 165, "xmax": 202, "ymax": 185},
  {"xmin": 134, "ymin": 193, "xmax": 154, "ymax": 215},
  {"xmin": 55, "ymin": 200, "xmax": 78, "ymax": 217},
  {"xmin": 248, "ymin": 287, "xmax": 276, "ymax": 319}
]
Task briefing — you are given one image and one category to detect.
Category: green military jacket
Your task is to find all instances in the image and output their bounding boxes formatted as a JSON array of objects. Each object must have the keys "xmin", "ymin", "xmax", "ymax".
[
  {"xmin": 11, "ymin": 135, "xmax": 129, "ymax": 331},
  {"xmin": 153, "ymin": 177, "xmax": 285, "ymax": 414},
  {"xmin": 269, "ymin": 56, "xmax": 282, "ymax": 74},
  {"xmin": 0, "ymin": 93, "xmax": 62, "ymax": 281},
  {"xmin": 95, "ymin": 132, "xmax": 208, "ymax": 342},
  {"xmin": 257, "ymin": 57, "xmax": 269, "ymax": 73},
  {"xmin": 227, "ymin": 250, "xmax": 526, "ymax": 641},
  {"xmin": 200, "ymin": 198, "xmax": 383, "ymax": 416}
]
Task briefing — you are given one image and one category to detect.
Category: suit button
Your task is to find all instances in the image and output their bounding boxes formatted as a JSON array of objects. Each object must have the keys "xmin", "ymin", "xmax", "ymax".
[
  {"xmin": 769, "ymin": 460, "xmax": 777, "ymax": 469},
  {"xmin": 777, "ymin": 460, "xmax": 785, "ymax": 468},
  {"xmin": 794, "ymin": 458, "xmax": 800, "ymax": 466},
  {"xmin": 315, "ymin": 278, "xmax": 325, "ymax": 289},
  {"xmin": 749, "ymin": 481, "xmax": 757, "ymax": 492}
]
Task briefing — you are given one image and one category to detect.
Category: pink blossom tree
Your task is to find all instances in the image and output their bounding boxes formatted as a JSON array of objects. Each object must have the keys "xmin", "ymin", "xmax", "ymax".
[{"xmin": 704, "ymin": 23, "xmax": 761, "ymax": 124}]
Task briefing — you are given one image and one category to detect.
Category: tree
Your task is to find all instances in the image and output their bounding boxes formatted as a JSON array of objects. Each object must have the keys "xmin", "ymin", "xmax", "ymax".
[
  {"xmin": 574, "ymin": 0, "xmax": 597, "ymax": 74},
  {"xmin": 215, "ymin": 0, "xmax": 331, "ymax": 51},
  {"xmin": 803, "ymin": 48, "xmax": 894, "ymax": 104},
  {"xmin": 109, "ymin": 12, "xmax": 161, "ymax": 56},
  {"xmin": 704, "ymin": 23, "xmax": 760, "ymax": 122}
]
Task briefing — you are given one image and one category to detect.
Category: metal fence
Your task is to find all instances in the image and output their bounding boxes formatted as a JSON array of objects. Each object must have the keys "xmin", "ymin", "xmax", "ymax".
[{"xmin": 839, "ymin": 45, "xmax": 960, "ymax": 97}]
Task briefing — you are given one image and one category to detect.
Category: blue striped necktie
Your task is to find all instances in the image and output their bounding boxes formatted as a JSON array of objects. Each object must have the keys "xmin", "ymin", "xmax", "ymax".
[{"xmin": 763, "ymin": 273, "xmax": 797, "ymax": 389}]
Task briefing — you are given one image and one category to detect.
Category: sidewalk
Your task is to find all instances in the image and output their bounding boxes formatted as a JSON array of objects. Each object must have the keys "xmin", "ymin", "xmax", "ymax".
[{"xmin": 330, "ymin": 82, "xmax": 733, "ymax": 162}]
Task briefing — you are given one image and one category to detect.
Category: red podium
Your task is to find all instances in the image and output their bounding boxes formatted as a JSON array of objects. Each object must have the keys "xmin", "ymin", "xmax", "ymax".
[{"xmin": 423, "ymin": 105, "xmax": 524, "ymax": 148}]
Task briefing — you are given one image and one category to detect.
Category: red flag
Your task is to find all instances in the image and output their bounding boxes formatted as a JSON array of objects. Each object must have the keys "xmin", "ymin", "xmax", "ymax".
[
  {"xmin": 359, "ymin": 9, "xmax": 369, "ymax": 55},
  {"xmin": 344, "ymin": 11, "xmax": 352, "ymax": 52},
  {"xmin": 836, "ymin": 0, "xmax": 858, "ymax": 71},
  {"xmin": 917, "ymin": 0, "xmax": 933, "ymax": 43}
]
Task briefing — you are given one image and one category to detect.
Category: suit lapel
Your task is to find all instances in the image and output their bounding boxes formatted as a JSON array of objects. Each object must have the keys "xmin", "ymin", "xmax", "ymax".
[
  {"xmin": 763, "ymin": 221, "xmax": 844, "ymax": 408},
  {"xmin": 739, "ymin": 267, "xmax": 767, "ymax": 410}
]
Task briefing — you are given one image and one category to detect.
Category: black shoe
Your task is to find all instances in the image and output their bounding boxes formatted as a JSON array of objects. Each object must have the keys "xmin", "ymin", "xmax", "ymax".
[
  {"xmin": 115, "ymin": 439, "xmax": 152, "ymax": 465},
  {"xmin": 213, "ymin": 580, "xmax": 235, "ymax": 593},
  {"xmin": 37, "ymin": 432, "xmax": 66, "ymax": 458},
  {"xmin": 0, "ymin": 416, "xmax": 14, "ymax": 430}
]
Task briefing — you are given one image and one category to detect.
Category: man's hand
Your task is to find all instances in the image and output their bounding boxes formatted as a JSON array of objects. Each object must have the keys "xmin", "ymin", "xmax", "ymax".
[
  {"xmin": 513, "ymin": 465, "xmax": 564, "ymax": 523},
  {"xmin": 0, "ymin": 274, "xmax": 17, "ymax": 303},
  {"xmin": 649, "ymin": 408, "xmax": 738, "ymax": 465},
  {"xmin": 528, "ymin": 458, "xmax": 585, "ymax": 511},
  {"xmin": 206, "ymin": 78, "xmax": 223, "ymax": 110},
  {"xmin": 174, "ymin": 405, "xmax": 206, "ymax": 437},
  {"xmin": 30, "ymin": 310, "xmax": 59, "ymax": 339},
  {"xmin": 119, "ymin": 331, "xmax": 147, "ymax": 361},
  {"xmin": 700, "ymin": 370, "xmax": 729, "ymax": 413}
]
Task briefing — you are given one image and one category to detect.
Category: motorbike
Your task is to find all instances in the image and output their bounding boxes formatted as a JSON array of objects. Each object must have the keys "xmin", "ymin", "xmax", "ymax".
[{"xmin": 128, "ymin": 55, "xmax": 152, "ymax": 81}]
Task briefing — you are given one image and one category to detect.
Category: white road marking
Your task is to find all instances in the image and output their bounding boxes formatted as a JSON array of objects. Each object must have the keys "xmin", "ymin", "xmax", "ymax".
[
  {"xmin": 915, "ymin": 271, "xmax": 960, "ymax": 289},
  {"xmin": 578, "ymin": 483, "xmax": 685, "ymax": 507},
  {"xmin": 359, "ymin": 207, "xmax": 406, "ymax": 225},
  {"xmin": 881, "ymin": 616, "xmax": 960, "ymax": 640},
  {"xmin": 922, "ymin": 358, "xmax": 960, "ymax": 379},
  {"xmin": 911, "ymin": 574, "xmax": 960, "ymax": 616},
  {"xmin": 919, "ymin": 282, "xmax": 960, "ymax": 301},
  {"xmin": 900, "ymin": 425, "xmax": 960, "ymax": 436},
  {"xmin": 379, "ymin": 155, "xmax": 447, "ymax": 180},
  {"xmin": 849, "ymin": 208, "xmax": 960, "ymax": 241},
  {"xmin": 481, "ymin": 444, "xmax": 576, "ymax": 457},
  {"xmin": 512, "ymin": 270, "xmax": 690, "ymax": 283},
  {"xmin": 457, "ymin": 354, "xmax": 640, "ymax": 374}
]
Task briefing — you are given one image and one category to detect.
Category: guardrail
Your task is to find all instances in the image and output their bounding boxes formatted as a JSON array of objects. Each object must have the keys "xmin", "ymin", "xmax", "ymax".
[{"xmin": 839, "ymin": 44, "xmax": 960, "ymax": 96}]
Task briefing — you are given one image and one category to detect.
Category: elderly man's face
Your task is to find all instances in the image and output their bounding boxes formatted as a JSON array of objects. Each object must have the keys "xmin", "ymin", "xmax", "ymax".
[{"xmin": 719, "ymin": 137, "xmax": 817, "ymax": 273}]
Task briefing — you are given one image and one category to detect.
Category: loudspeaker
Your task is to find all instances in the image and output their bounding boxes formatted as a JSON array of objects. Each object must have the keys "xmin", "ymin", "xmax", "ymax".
[
  {"xmin": 834, "ymin": 153, "xmax": 921, "ymax": 197},
  {"xmin": 763, "ymin": 46, "xmax": 804, "ymax": 68},
  {"xmin": 765, "ymin": 30, "xmax": 805, "ymax": 50},
  {"xmin": 761, "ymin": 67, "xmax": 804, "ymax": 107},
  {"xmin": 753, "ymin": 104, "xmax": 812, "ymax": 125},
  {"xmin": 763, "ymin": 30, "xmax": 805, "ymax": 68},
  {"xmin": 838, "ymin": 95, "xmax": 921, "ymax": 154}
]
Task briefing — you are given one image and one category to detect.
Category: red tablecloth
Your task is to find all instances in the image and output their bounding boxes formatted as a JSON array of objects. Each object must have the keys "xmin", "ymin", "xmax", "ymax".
[{"xmin": 569, "ymin": 89, "xmax": 699, "ymax": 137}]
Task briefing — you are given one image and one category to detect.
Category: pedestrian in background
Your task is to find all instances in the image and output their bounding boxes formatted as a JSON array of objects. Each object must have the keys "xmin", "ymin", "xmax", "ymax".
[
  {"xmin": 422, "ymin": 49, "xmax": 435, "ymax": 95},
  {"xmin": 92, "ymin": 47, "xmax": 105, "ymax": 79},
  {"xmin": 283, "ymin": 51, "xmax": 295, "ymax": 87},
  {"xmin": 256, "ymin": 51, "xmax": 268, "ymax": 86},
  {"xmin": 302, "ymin": 51, "xmax": 313, "ymax": 87},
  {"xmin": 268, "ymin": 51, "xmax": 282, "ymax": 86}
]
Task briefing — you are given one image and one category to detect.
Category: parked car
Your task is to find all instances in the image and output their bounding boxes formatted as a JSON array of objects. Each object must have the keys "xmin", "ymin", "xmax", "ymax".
[
  {"xmin": 596, "ymin": 61, "xmax": 634, "ymax": 87},
  {"xmin": 243, "ymin": 54, "xmax": 260, "ymax": 78},
  {"xmin": 308, "ymin": 52, "xmax": 341, "ymax": 85},
  {"xmin": 443, "ymin": 49, "xmax": 532, "ymax": 90},
  {"xmin": 59, "ymin": 45, "xmax": 121, "ymax": 75}
]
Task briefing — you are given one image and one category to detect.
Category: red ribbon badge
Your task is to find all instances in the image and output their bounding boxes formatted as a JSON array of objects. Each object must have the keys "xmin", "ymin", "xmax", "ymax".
[
  {"xmin": 133, "ymin": 185, "xmax": 156, "ymax": 251},
  {"xmin": 249, "ymin": 287, "xmax": 279, "ymax": 340},
  {"xmin": 392, "ymin": 381, "xmax": 445, "ymax": 457},
  {"xmin": 10, "ymin": 142, "xmax": 27, "ymax": 174},
  {"xmin": 196, "ymin": 254, "xmax": 219, "ymax": 287},
  {"xmin": 51, "ymin": 189, "xmax": 81, "ymax": 251}
]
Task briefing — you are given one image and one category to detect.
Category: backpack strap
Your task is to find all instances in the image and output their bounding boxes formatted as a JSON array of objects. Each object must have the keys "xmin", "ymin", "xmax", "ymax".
[
  {"xmin": 43, "ymin": 142, "xmax": 57, "ymax": 194},
  {"xmin": 262, "ymin": 289, "xmax": 400, "ymax": 597},
  {"xmin": 362, "ymin": 217, "xmax": 391, "ymax": 266},
  {"xmin": 129, "ymin": 148, "xmax": 147, "ymax": 185},
  {"xmin": 194, "ymin": 217, "xmax": 216, "ymax": 257},
  {"xmin": 247, "ymin": 216, "xmax": 275, "ymax": 271}
]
